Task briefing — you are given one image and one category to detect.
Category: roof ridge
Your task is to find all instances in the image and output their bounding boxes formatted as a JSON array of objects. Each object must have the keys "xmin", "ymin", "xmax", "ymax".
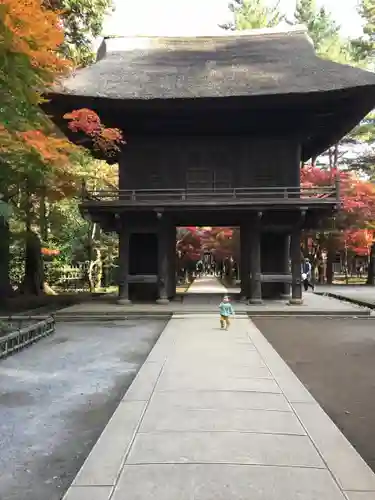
[
  {"xmin": 103, "ymin": 24, "xmax": 308, "ymax": 41},
  {"xmin": 102, "ymin": 25, "xmax": 311, "ymax": 55}
]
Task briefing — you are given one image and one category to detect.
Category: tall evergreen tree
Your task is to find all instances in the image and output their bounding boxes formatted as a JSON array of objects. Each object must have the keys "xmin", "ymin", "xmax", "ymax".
[
  {"xmin": 294, "ymin": 0, "xmax": 340, "ymax": 53},
  {"xmin": 222, "ymin": 0, "xmax": 284, "ymax": 30},
  {"xmin": 352, "ymin": 0, "xmax": 375, "ymax": 63},
  {"xmin": 294, "ymin": 0, "xmax": 357, "ymax": 64}
]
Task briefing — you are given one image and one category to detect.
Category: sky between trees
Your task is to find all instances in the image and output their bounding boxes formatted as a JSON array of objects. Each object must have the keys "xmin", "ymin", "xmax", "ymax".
[{"xmin": 103, "ymin": 0, "xmax": 363, "ymax": 37}]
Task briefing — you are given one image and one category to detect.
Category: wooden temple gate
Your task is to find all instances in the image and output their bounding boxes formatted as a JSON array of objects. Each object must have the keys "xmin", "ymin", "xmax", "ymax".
[{"xmin": 44, "ymin": 27, "xmax": 375, "ymax": 303}]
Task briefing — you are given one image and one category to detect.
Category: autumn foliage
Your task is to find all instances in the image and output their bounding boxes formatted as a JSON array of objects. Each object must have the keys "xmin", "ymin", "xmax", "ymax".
[
  {"xmin": 0, "ymin": 0, "xmax": 74, "ymax": 182},
  {"xmin": 177, "ymin": 227, "xmax": 237, "ymax": 263},
  {"xmin": 178, "ymin": 168, "xmax": 375, "ymax": 264},
  {"xmin": 1, "ymin": 0, "xmax": 69, "ymax": 79},
  {"xmin": 64, "ymin": 109, "xmax": 125, "ymax": 155},
  {"xmin": 41, "ymin": 247, "xmax": 60, "ymax": 256},
  {"xmin": 0, "ymin": 0, "xmax": 123, "ymax": 200},
  {"xmin": 19, "ymin": 130, "xmax": 75, "ymax": 163},
  {"xmin": 301, "ymin": 166, "xmax": 375, "ymax": 256}
]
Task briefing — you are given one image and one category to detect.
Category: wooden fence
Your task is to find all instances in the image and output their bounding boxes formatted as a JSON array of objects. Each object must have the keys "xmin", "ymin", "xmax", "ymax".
[{"xmin": 44, "ymin": 262, "xmax": 118, "ymax": 291}]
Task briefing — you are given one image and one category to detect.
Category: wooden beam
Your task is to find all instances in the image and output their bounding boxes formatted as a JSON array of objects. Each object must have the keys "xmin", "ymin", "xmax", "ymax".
[{"xmin": 289, "ymin": 209, "xmax": 306, "ymax": 305}]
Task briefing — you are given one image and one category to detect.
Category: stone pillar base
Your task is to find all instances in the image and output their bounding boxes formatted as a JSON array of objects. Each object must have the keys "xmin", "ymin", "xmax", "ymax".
[
  {"xmin": 117, "ymin": 298, "xmax": 132, "ymax": 305},
  {"xmin": 289, "ymin": 298, "xmax": 303, "ymax": 305},
  {"xmin": 156, "ymin": 298, "xmax": 170, "ymax": 305},
  {"xmin": 280, "ymin": 293, "xmax": 291, "ymax": 300},
  {"xmin": 249, "ymin": 298, "xmax": 263, "ymax": 305}
]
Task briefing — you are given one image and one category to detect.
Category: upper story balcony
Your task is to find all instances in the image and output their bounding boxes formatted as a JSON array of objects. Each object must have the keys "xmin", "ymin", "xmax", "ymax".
[{"xmin": 80, "ymin": 183, "xmax": 340, "ymax": 211}]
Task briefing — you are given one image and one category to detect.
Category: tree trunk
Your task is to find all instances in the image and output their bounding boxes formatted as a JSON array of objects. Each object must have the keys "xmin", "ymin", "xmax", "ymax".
[
  {"xmin": 366, "ymin": 243, "xmax": 375, "ymax": 285},
  {"xmin": 326, "ymin": 240, "xmax": 335, "ymax": 285},
  {"xmin": 318, "ymin": 259, "xmax": 325, "ymax": 284},
  {"xmin": 302, "ymin": 234, "xmax": 309, "ymax": 256},
  {"xmin": 87, "ymin": 222, "xmax": 96, "ymax": 291},
  {"xmin": 21, "ymin": 230, "xmax": 44, "ymax": 295},
  {"xmin": 39, "ymin": 186, "xmax": 48, "ymax": 242},
  {"xmin": 344, "ymin": 245, "xmax": 349, "ymax": 285},
  {"xmin": 333, "ymin": 143, "xmax": 339, "ymax": 169},
  {"xmin": 328, "ymin": 143, "xmax": 339, "ymax": 181},
  {"xmin": 0, "ymin": 218, "xmax": 12, "ymax": 298},
  {"xmin": 25, "ymin": 184, "xmax": 32, "ymax": 232}
]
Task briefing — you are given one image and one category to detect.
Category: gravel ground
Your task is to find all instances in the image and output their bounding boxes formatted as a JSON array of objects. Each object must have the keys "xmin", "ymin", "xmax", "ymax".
[
  {"xmin": 252, "ymin": 316, "xmax": 375, "ymax": 472},
  {"xmin": 0, "ymin": 319, "xmax": 167, "ymax": 500}
]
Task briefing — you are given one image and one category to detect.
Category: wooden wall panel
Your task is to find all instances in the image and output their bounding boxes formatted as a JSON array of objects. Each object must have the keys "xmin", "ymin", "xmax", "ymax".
[{"xmin": 119, "ymin": 136, "xmax": 300, "ymax": 190}]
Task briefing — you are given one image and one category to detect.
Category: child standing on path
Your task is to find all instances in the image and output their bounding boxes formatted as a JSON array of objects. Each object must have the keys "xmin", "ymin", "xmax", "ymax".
[{"xmin": 219, "ymin": 296, "xmax": 235, "ymax": 330}]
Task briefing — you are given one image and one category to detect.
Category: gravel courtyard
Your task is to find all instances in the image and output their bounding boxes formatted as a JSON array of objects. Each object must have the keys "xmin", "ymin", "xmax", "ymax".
[
  {"xmin": 253, "ymin": 316, "xmax": 375, "ymax": 472},
  {"xmin": 0, "ymin": 319, "xmax": 167, "ymax": 500}
]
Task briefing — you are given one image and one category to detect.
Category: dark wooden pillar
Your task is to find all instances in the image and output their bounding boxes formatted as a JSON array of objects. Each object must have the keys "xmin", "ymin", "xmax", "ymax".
[
  {"xmin": 157, "ymin": 214, "xmax": 170, "ymax": 304},
  {"xmin": 240, "ymin": 220, "xmax": 251, "ymax": 299},
  {"xmin": 117, "ymin": 223, "xmax": 131, "ymax": 305},
  {"xmin": 290, "ymin": 211, "xmax": 305, "ymax": 305},
  {"xmin": 289, "ymin": 145, "xmax": 303, "ymax": 304},
  {"xmin": 280, "ymin": 234, "xmax": 291, "ymax": 299},
  {"xmin": 167, "ymin": 225, "xmax": 177, "ymax": 299},
  {"xmin": 249, "ymin": 212, "xmax": 262, "ymax": 304}
]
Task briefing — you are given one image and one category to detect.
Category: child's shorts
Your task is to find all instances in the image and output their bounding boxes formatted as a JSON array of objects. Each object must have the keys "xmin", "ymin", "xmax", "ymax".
[{"xmin": 220, "ymin": 315, "xmax": 230, "ymax": 327}]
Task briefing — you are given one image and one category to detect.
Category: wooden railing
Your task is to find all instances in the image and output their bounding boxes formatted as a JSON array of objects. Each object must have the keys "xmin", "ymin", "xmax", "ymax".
[
  {"xmin": 0, "ymin": 316, "xmax": 55, "ymax": 359},
  {"xmin": 82, "ymin": 184, "xmax": 339, "ymax": 205}
]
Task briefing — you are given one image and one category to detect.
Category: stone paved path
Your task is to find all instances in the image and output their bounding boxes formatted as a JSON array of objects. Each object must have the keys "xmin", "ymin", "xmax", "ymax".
[
  {"xmin": 316, "ymin": 285, "xmax": 375, "ymax": 309},
  {"xmin": 55, "ymin": 277, "xmax": 370, "ymax": 317},
  {"xmin": 62, "ymin": 288, "xmax": 375, "ymax": 499},
  {"xmin": 186, "ymin": 275, "xmax": 228, "ymax": 294},
  {"xmin": 182, "ymin": 275, "xmax": 228, "ymax": 305}
]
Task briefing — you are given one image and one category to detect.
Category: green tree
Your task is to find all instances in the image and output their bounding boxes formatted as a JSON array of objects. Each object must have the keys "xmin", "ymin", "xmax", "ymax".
[
  {"xmin": 348, "ymin": 1, "xmax": 375, "ymax": 186},
  {"xmin": 343, "ymin": 114, "xmax": 375, "ymax": 179},
  {"xmin": 351, "ymin": 0, "xmax": 375, "ymax": 63},
  {"xmin": 294, "ymin": 0, "xmax": 341, "ymax": 54},
  {"xmin": 43, "ymin": 0, "xmax": 113, "ymax": 66},
  {"xmin": 222, "ymin": 0, "xmax": 284, "ymax": 30},
  {"xmin": 0, "ymin": 0, "xmax": 118, "ymax": 299}
]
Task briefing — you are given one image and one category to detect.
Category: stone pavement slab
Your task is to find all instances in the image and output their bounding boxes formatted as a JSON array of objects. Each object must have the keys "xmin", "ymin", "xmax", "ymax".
[
  {"xmin": 139, "ymin": 405, "xmax": 303, "ymax": 434},
  {"xmin": 292, "ymin": 402, "xmax": 375, "ymax": 491},
  {"xmin": 124, "ymin": 361, "xmax": 164, "ymax": 401},
  {"xmin": 63, "ymin": 486, "xmax": 113, "ymax": 500},
  {"xmin": 55, "ymin": 277, "xmax": 370, "ymax": 317},
  {"xmin": 161, "ymin": 360, "xmax": 271, "ymax": 377},
  {"xmin": 127, "ymin": 430, "xmax": 323, "ymax": 466},
  {"xmin": 62, "ymin": 315, "xmax": 375, "ymax": 500},
  {"xmin": 113, "ymin": 465, "xmax": 346, "ymax": 500},
  {"xmin": 148, "ymin": 390, "xmax": 292, "ymax": 411},
  {"xmin": 345, "ymin": 493, "xmax": 375, "ymax": 500},
  {"xmin": 316, "ymin": 285, "xmax": 375, "ymax": 309},
  {"xmin": 156, "ymin": 372, "xmax": 280, "ymax": 392},
  {"xmin": 72, "ymin": 401, "xmax": 146, "ymax": 487}
]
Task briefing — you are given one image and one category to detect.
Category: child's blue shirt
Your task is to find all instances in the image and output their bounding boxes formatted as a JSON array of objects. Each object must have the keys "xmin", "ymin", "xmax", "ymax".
[{"xmin": 219, "ymin": 302, "xmax": 234, "ymax": 317}]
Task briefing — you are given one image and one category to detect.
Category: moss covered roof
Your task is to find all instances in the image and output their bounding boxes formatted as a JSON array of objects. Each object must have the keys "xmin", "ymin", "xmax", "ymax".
[{"xmin": 53, "ymin": 26, "xmax": 375, "ymax": 101}]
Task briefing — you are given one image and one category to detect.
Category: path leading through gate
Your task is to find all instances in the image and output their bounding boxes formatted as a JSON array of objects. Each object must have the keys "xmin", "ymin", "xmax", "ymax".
[
  {"xmin": 62, "ymin": 281, "xmax": 375, "ymax": 499},
  {"xmin": 183, "ymin": 275, "xmax": 239, "ymax": 305}
]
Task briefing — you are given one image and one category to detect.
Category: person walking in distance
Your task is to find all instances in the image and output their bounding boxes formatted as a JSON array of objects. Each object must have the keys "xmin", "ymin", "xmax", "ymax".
[
  {"xmin": 302, "ymin": 257, "xmax": 314, "ymax": 292},
  {"xmin": 219, "ymin": 296, "xmax": 235, "ymax": 330}
]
